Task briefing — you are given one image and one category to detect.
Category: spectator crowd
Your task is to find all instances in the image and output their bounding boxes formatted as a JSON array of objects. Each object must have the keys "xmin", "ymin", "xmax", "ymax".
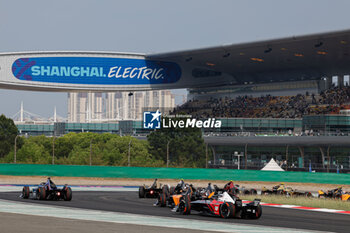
[{"xmin": 173, "ymin": 86, "xmax": 350, "ymax": 119}]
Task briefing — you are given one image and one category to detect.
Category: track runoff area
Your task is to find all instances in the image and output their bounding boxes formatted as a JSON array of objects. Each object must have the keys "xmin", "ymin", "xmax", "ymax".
[{"xmin": 0, "ymin": 185, "xmax": 348, "ymax": 233}]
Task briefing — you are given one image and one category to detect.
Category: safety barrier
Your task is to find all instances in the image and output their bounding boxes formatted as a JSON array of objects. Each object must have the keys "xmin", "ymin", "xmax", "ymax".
[{"xmin": 0, "ymin": 164, "xmax": 349, "ymax": 185}]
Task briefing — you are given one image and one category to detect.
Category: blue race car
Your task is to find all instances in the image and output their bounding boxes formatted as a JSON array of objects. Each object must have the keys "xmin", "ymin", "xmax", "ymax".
[{"xmin": 21, "ymin": 177, "xmax": 72, "ymax": 201}]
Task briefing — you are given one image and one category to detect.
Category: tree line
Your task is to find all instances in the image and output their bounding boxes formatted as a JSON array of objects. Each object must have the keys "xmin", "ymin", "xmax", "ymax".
[{"xmin": 0, "ymin": 115, "xmax": 209, "ymax": 167}]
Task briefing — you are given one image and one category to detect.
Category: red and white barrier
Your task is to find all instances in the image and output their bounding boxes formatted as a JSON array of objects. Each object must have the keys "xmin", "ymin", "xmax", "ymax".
[{"xmin": 243, "ymin": 200, "xmax": 350, "ymax": 214}]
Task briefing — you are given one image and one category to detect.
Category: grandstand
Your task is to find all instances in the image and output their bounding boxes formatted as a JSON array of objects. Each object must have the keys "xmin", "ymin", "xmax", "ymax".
[
  {"xmin": 169, "ymin": 85, "xmax": 350, "ymax": 173},
  {"xmin": 174, "ymin": 86, "xmax": 350, "ymax": 119}
]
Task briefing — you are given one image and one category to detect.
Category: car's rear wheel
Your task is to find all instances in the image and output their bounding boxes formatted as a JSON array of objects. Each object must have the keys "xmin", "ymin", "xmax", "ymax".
[
  {"xmin": 220, "ymin": 202, "xmax": 235, "ymax": 218},
  {"xmin": 22, "ymin": 186, "xmax": 30, "ymax": 199},
  {"xmin": 178, "ymin": 195, "xmax": 191, "ymax": 215},
  {"xmin": 139, "ymin": 186, "xmax": 145, "ymax": 198},
  {"xmin": 250, "ymin": 204, "xmax": 262, "ymax": 219},
  {"xmin": 38, "ymin": 187, "xmax": 46, "ymax": 200},
  {"xmin": 64, "ymin": 187, "xmax": 72, "ymax": 201},
  {"xmin": 159, "ymin": 192, "xmax": 167, "ymax": 207},
  {"xmin": 162, "ymin": 186, "xmax": 169, "ymax": 197}
]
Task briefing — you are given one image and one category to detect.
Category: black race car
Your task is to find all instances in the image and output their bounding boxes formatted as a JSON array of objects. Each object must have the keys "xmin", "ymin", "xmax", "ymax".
[
  {"xmin": 21, "ymin": 178, "xmax": 72, "ymax": 201},
  {"xmin": 139, "ymin": 179, "xmax": 167, "ymax": 198}
]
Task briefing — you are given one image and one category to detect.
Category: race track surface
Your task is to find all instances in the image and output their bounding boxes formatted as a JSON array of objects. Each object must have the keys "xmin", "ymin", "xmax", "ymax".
[{"xmin": 0, "ymin": 191, "xmax": 348, "ymax": 233}]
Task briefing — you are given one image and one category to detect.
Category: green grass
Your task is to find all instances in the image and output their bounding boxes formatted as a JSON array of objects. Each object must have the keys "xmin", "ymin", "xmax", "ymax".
[{"xmin": 240, "ymin": 195, "xmax": 350, "ymax": 211}]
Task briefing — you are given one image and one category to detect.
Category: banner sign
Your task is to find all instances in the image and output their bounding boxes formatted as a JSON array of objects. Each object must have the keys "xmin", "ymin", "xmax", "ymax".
[{"xmin": 11, "ymin": 57, "xmax": 181, "ymax": 85}]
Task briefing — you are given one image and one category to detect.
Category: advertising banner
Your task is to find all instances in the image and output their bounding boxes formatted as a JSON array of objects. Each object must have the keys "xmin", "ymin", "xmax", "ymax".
[{"xmin": 11, "ymin": 57, "xmax": 181, "ymax": 85}]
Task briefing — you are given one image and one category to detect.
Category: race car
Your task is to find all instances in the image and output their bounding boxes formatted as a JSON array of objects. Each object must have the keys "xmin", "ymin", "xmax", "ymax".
[
  {"xmin": 318, "ymin": 186, "xmax": 350, "ymax": 200},
  {"xmin": 139, "ymin": 178, "xmax": 167, "ymax": 198},
  {"xmin": 261, "ymin": 183, "xmax": 312, "ymax": 197},
  {"xmin": 287, "ymin": 188, "xmax": 313, "ymax": 197},
  {"xmin": 175, "ymin": 190, "xmax": 262, "ymax": 219},
  {"xmin": 261, "ymin": 183, "xmax": 286, "ymax": 195},
  {"xmin": 21, "ymin": 177, "xmax": 72, "ymax": 201},
  {"xmin": 157, "ymin": 180, "xmax": 196, "ymax": 207}
]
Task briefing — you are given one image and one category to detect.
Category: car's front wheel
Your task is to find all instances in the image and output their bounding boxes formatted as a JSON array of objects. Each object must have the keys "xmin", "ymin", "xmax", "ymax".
[
  {"xmin": 178, "ymin": 195, "xmax": 191, "ymax": 215},
  {"xmin": 220, "ymin": 202, "xmax": 235, "ymax": 218},
  {"xmin": 250, "ymin": 205, "xmax": 262, "ymax": 219}
]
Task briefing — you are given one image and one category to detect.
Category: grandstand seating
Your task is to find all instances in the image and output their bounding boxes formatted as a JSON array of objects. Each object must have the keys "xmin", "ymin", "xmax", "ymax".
[{"xmin": 173, "ymin": 86, "xmax": 350, "ymax": 119}]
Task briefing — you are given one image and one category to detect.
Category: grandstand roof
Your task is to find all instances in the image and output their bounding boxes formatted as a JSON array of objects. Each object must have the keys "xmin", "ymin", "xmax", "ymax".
[
  {"xmin": 204, "ymin": 136, "xmax": 350, "ymax": 147},
  {"xmin": 149, "ymin": 29, "xmax": 350, "ymax": 84},
  {"xmin": 2, "ymin": 29, "xmax": 350, "ymax": 92}
]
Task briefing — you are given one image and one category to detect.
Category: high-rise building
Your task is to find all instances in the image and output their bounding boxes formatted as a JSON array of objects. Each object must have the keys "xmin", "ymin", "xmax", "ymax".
[
  {"xmin": 67, "ymin": 93, "xmax": 78, "ymax": 122},
  {"xmin": 68, "ymin": 90, "xmax": 175, "ymax": 122},
  {"xmin": 91, "ymin": 93, "xmax": 103, "ymax": 121},
  {"xmin": 105, "ymin": 93, "xmax": 116, "ymax": 120}
]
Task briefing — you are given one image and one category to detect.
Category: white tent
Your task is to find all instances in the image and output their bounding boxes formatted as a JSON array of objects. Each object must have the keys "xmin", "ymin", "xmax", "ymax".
[{"xmin": 261, "ymin": 158, "xmax": 284, "ymax": 171}]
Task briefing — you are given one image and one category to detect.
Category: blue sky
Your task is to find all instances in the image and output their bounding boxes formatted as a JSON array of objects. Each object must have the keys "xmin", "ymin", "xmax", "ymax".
[{"xmin": 1, "ymin": 0, "xmax": 350, "ymax": 118}]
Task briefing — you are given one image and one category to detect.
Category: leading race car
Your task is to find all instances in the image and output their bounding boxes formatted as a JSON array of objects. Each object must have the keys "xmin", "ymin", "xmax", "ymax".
[
  {"xmin": 174, "ymin": 189, "xmax": 262, "ymax": 219},
  {"xmin": 139, "ymin": 178, "xmax": 167, "ymax": 198},
  {"xmin": 21, "ymin": 177, "xmax": 72, "ymax": 201}
]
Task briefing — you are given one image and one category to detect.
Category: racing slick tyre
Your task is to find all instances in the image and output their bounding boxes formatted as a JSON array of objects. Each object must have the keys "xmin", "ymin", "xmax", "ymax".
[
  {"xmin": 250, "ymin": 204, "xmax": 262, "ymax": 219},
  {"xmin": 139, "ymin": 186, "xmax": 145, "ymax": 198},
  {"xmin": 38, "ymin": 186, "xmax": 46, "ymax": 200},
  {"xmin": 178, "ymin": 195, "xmax": 191, "ymax": 215},
  {"xmin": 22, "ymin": 186, "xmax": 30, "ymax": 199},
  {"xmin": 64, "ymin": 187, "xmax": 73, "ymax": 201},
  {"xmin": 162, "ymin": 186, "xmax": 169, "ymax": 197},
  {"xmin": 219, "ymin": 202, "xmax": 235, "ymax": 219},
  {"xmin": 159, "ymin": 192, "xmax": 167, "ymax": 207},
  {"xmin": 169, "ymin": 186, "xmax": 175, "ymax": 195}
]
